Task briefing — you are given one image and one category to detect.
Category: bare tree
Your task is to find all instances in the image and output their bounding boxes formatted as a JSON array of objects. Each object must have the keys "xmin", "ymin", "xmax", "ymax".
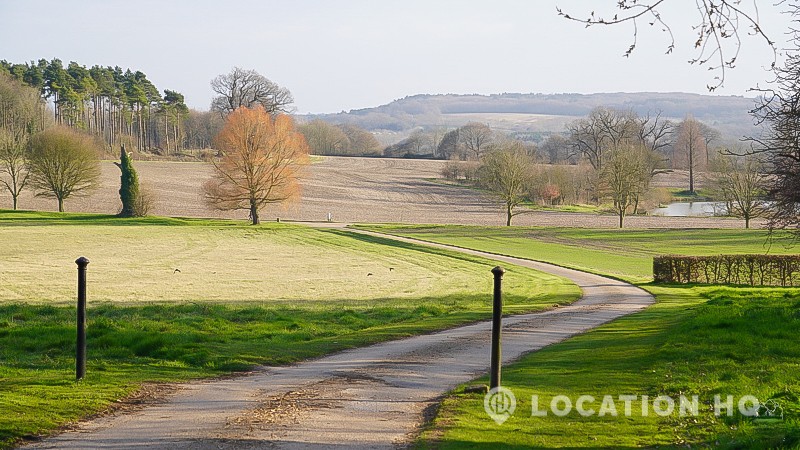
[
  {"xmin": 557, "ymin": 1, "xmax": 777, "ymax": 91},
  {"xmin": 637, "ymin": 111, "xmax": 673, "ymax": 154},
  {"xmin": 698, "ymin": 122, "xmax": 721, "ymax": 164},
  {"xmin": 27, "ymin": 127, "xmax": 101, "ymax": 212},
  {"xmin": 479, "ymin": 141, "xmax": 533, "ymax": 226},
  {"xmin": 0, "ymin": 128, "xmax": 29, "ymax": 210},
  {"xmin": 210, "ymin": 67, "xmax": 294, "ymax": 116},
  {"xmin": 460, "ymin": 122, "xmax": 493, "ymax": 160},
  {"xmin": 708, "ymin": 152, "xmax": 767, "ymax": 229},
  {"xmin": 673, "ymin": 116, "xmax": 710, "ymax": 194},
  {"xmin": 748, "ymin": 6, "xmax": 800, "ymax": 235},
  {"xmin": 567, "ymin": 107, "xmax": 641, "ymax": 171},
  {"xmin": 600, "ymin": 144, "xmax": 654, "ymax": 228},
  {"xmin": 203, "ymin": 107, "xmax": 309, "ymax": 225},
  {"xmin": 0, "ymin": 72, "xmax": 48, "ymax": 209},
  {"xmin": 539, "ymin": 134, "xmax": 572, "ymax": 164}
]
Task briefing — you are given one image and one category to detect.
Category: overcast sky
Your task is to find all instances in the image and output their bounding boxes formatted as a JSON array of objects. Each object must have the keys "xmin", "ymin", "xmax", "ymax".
[{"xmin": 0, "ymin": 1, "xmax": 791, "ymax": 113}]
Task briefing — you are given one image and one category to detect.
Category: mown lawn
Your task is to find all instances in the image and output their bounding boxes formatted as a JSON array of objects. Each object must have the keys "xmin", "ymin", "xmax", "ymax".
[
  {"xmin": 354, "ymin": 225, "xmax": 800, "ymax": 449},
  {"xmin": 0, "ymin": 211, "xmax": 580, "ymax": 449},
  {"xmin": 356, "ymin": 225, "xmax": 796, "ymax": 283}
]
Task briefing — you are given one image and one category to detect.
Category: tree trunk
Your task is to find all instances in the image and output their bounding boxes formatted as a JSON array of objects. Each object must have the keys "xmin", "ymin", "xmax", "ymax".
[
  {"xmin": 506, "ymin": 203, "xmax": 512, "ymax": 226},
  {"xmin": 619, "ymin": 209, "xmax": 624, "ymax": 228},
  {"xmin": 58, "ymin": 197, "xmax": 64, "ymax": 213},
  {"xmin": 250, "ymin": 200, "xmax": 259, "ymax": 225},
  {"xmin": 688, "ymin": 148, "xmax": 695, "ymax": 193},
  {"xmin": 12, "ymin": 194, "xmax": 18, "ymax": 210},
  {"xmin": 745, "ymin": 215, "xmax": 750, "ymax": 229}
]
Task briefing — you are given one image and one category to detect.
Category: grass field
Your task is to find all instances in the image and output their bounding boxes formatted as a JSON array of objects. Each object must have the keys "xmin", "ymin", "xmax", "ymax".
[
  {"xmin": 354, "ymin": 225, "xmax": 800, "ymax": 448},
  {"xmin": 356, "ymin": 225, "xmax": 796, "ymax": 283},
  {"xmin": 0, "ymin": 211, "xmax": 580, "ymax": 448}
]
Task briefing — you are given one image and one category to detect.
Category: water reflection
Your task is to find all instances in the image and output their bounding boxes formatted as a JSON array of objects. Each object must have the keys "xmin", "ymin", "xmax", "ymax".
[{"xmin": 651, "ymin": 202, "xmax": 728, "ymax": 217}]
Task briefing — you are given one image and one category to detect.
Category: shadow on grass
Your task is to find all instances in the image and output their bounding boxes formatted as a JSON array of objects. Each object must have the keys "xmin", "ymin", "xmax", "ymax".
[{"xmin": 0, "ymin": 209, "xmax": 250, "ymax": 227}]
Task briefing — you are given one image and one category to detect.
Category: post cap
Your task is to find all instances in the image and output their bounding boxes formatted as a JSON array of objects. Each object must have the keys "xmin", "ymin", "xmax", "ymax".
[
  {"xmin": 75, "ymin": 256, "xmax": 90, "ymax": 267},
  {"xmin": 491, "ymin": 266, "xmax": 505, "ymax": 276}
]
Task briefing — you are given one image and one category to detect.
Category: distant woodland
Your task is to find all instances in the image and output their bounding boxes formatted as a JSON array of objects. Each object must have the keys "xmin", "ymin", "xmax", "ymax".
[{"xmin": 0, "ymin": 59, "xmax": 219, "ymax": 155}]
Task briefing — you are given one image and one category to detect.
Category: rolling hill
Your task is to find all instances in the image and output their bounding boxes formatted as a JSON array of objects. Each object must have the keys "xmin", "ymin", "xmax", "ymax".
[{"xmin": 304, "ymin": 92, "xmax": 760, "ymax": 144}]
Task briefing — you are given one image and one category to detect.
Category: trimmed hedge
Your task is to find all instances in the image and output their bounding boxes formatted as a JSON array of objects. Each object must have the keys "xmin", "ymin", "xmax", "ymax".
[{"xmin": 653, "ymin": 254, "xmax": 800, "ymax": 286}]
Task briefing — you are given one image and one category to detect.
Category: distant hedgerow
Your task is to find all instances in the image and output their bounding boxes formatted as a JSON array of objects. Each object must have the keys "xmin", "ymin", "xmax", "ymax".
[{"xmin": 653, "ymin": 254, "xmax": 800, "ymax": 286}]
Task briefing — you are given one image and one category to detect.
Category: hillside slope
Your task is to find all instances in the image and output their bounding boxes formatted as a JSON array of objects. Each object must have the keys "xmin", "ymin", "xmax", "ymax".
[{"xmin": 305, "ymin": 92, "xmax": 759, "ymax": 141}]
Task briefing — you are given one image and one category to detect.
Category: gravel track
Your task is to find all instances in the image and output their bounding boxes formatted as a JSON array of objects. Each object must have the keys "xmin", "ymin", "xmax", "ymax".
[
  {"xmin": 25, "ymin": 228, "xmax": 654, "ymax": 450},
  {"xmin": 6, "ymin": 156, "xmax": 756, "ymax": 228}
]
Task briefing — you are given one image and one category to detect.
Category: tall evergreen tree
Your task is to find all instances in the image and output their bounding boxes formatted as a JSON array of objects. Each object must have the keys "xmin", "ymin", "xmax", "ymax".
[{"xmin": 115, "ymin": 144, "xmax": 140, "ymax": 217}]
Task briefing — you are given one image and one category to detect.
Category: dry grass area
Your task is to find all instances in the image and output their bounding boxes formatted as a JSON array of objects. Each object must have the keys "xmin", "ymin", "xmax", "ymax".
[
  {"xmin": 0, "ymin": 224, "xmax": 517, "ymax": 304},
  {"xmin": 4, "ymin": 156, "xmax": 754, "ymax": 228}
]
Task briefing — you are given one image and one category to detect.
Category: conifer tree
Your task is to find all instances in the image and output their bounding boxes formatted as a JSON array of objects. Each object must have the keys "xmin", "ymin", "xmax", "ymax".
[{"xmin": 115, "ymin": 144, "xmax": 140, "ymax": 217}]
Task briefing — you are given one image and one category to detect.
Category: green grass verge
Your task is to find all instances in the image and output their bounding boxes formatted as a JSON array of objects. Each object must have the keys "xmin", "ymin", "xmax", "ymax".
[
  {"xmin": 353, "ymin": 225, "xmax": 800, "ymax": 448},
  {"xmin": 0, "ymin": 211, "xmax": 579, "ymax": 448},
  {"xmin": 421, "ymin": 286, "xmax": 800, "ymax": 448}
]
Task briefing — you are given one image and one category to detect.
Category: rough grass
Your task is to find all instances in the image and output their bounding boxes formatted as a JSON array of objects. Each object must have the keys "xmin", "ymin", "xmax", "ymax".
[{"xmin": 0, "ymin": 211, "xmax": 579, "ymax": 448}]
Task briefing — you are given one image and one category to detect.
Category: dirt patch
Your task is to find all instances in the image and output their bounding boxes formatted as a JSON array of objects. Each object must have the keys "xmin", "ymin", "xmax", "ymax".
[{"xmin": 226, "ymin": 386, "xmax": 337, "ymax": 432}]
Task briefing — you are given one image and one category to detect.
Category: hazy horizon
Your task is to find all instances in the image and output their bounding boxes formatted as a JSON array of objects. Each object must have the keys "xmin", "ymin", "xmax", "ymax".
[{"xmin": 0, "ymin": 1, "xmax": 790, "ymax": 114}]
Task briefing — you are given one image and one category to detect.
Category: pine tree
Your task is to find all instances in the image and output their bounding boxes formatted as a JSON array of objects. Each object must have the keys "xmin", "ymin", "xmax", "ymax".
[{"xmin": 115, "ymin": 144, "xmax": 140, "ymax": 217}]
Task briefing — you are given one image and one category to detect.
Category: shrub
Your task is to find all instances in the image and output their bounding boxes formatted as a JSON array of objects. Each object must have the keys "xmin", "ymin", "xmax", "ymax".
[
  {"xmin": 133, "ymin": 184, "xmax": 156, "ymax": 217},
  {"xmin": 653, "ymin": 254, "xmax": 800, "ymax": 286}
]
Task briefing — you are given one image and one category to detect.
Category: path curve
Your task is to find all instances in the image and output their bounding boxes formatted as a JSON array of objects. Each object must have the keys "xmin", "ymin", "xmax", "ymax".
[{"xmin": 25, "ymin": 227, "xmax": 654, "ymax": 450}]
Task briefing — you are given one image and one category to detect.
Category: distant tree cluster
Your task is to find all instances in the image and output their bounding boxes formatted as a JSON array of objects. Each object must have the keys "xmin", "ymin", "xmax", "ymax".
[
  {"xmin": 0, "ymin": 59, "xmax": 192, "ymax": 154},
  {"xmin": 384, "ymin": 122, "xmax": 502, "ymax": 160},
  {"xmin": 298, "ymin": 120, "xmax": 380, "ymax": 156}
]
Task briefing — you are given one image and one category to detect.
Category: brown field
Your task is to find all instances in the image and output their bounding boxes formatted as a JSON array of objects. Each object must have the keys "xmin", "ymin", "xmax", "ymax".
[{"xmin": 4, "ymin": 156, "xmax": 755, "ymax": 228}]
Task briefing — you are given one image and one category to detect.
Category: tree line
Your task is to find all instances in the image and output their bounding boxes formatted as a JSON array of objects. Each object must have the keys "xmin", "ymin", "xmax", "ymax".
[{"xmin": 0, "ymin": 59, "xmax": 197, "ymax": 154}]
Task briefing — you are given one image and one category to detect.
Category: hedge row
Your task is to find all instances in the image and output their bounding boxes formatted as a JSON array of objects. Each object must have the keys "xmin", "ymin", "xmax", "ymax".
[{"xmin": 653, "ymin": 254, "xmax": 800, "ymax": 286}]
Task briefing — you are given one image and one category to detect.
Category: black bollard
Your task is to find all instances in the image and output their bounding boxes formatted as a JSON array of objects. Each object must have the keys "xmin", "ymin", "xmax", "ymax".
[
  {"xmin": 490, "ymin": 266, "xmax": 505, "ymax": 389},
  {"xmin": 75, "ymin": 257, "xmax": 89, "ymax": 381}
]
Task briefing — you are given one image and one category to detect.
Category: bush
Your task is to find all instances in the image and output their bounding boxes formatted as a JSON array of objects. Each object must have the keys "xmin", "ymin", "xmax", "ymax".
[
  {"xmin": 441, "ymin": 160, "xmax": 461, "ymax": 181},
  {"xmin": 133, "ymin": 184, "xmax": 156, "ymax": 217},
  {"xmin": 653, "ymin": 254, "xmax": 800, "ymax": 286}
]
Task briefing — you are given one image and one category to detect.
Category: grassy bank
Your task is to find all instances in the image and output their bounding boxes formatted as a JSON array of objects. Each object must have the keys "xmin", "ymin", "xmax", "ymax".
[
  {"xmin": 0, "ymin": 211, "xmax": 580, "ymax": 448},
  {"xmin": 354, "ymin": 225, "xmax": 800, "ymax": 448}
]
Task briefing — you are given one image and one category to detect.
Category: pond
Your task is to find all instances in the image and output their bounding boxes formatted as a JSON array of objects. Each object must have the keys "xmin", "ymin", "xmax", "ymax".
[{"xmin": 651, "ymin": 201, "xmax": 728, "ymax": 217}]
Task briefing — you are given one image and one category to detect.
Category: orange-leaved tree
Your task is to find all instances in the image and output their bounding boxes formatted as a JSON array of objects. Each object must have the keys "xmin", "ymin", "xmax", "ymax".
[{"xmin": 203, "ymin": 106, "xmax": 309, "ymax": 224}]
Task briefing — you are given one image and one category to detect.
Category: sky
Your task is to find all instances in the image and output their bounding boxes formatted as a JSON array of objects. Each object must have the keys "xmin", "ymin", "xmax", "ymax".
[{"xmin": 0, "ymin": 0, "xmax": 792, "ymax": 114}]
